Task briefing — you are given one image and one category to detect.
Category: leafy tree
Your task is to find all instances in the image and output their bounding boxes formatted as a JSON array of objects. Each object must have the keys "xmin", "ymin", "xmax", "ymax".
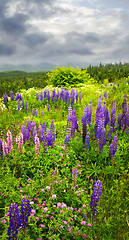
[{"xmin": 47, "ymin": 65, "xmax": 94, "ymax": 87}]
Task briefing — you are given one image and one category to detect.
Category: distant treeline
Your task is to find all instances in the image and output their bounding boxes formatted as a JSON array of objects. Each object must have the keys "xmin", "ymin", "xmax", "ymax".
[
  {"xmin": 0, "ymin": 71, "xmax": 48, "ymax": 98},
  {"xmin": 86, "ymin": 62, "xmax": 129, "ymax": 83},
  {"xmin": 0, "ymin": 62, "xmax": 129, "ymax": 98}
]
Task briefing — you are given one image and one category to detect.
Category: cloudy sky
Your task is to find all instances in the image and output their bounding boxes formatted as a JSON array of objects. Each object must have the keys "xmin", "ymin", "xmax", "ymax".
[{"xmin": 0, "ymin": 0, "xmax": 129, "ymax": 68}]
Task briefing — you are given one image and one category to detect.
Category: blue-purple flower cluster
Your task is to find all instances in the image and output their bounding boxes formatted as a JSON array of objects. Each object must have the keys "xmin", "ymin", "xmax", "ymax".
[
  {"xmin": 90, "ymin": 180, "xmax": 102, "ymax": 216},
  {"xmin": 8, "ymin": 200, "xmax": 31, "ymax": 239}
]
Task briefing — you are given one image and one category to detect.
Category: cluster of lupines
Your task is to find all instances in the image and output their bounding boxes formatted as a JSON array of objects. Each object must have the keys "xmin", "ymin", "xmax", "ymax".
[
  {"xmin": 21, "ymin": 119, "xmax": 55, "ymax": 153},
  {"xmin": 90, "ymin": 180, "xmax": 102, "ymax": 217},
  {"xmin": 64, "ymin": 106, "xmax": 78, "ymax": 147},
  {"xmin": 82, "ymin": 102, "xmax": 92, "ymax": 144},
  {"xmin": 117, "ymin": 95, "xmax": 129, "ymax": 131},
  {"xmin": 36, "ymin": 88, "xmax": 82, "ymax": 106},
  {"xmin": 8, "ymin": 200, "xmax": 31, "ymax": 239}
]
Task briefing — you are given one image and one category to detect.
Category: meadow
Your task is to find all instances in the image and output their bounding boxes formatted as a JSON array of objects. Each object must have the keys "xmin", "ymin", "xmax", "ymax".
[{"xmin": 0, "ymin": 69, "xmax": 129, "ymax": 240}]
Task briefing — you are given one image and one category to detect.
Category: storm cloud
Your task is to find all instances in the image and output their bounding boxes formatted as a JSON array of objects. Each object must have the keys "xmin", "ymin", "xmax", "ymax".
[{"xmin": 0, "ymin": 0, "xmax": 129, "ymax": 68}]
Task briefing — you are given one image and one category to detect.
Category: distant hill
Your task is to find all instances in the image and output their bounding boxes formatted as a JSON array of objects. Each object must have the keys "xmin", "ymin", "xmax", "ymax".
[{"xmin": 0, "ymin": 62, "xmax": 56, "ymax": 72}]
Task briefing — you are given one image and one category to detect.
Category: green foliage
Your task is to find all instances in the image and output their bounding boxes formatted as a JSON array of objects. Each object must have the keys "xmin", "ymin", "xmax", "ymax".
[{"xmin": 47, "ymin": 65, "xmax": 94, "ymax": 87}]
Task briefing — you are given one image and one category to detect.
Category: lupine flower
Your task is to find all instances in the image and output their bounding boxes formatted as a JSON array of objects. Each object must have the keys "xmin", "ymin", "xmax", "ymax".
[
  {"xmin": 47, "ymin": 130, "xmax": 53, "ymax": 148},
  {"xmin": 72, "ymin": 168, "xmax": 78, "ymax": 178},
  {"xmin": 87, "ymin": 102, "xmax": 92, "ymax": 125},
  {"xmin": 109, "ymin": 132, "xmax": 118, "ymax": 160},
  {"xmin": 82, "ymin": 106, "xmax": 88, "ymax": 144},
  {"xmin": 85, "ymin": 132, "xmax": 90, "ymax": 151},
  {"xmin": 2, "ymin": 139, "xmax": 8, "ymax": 155},
  {"xmin": 15, "ymin": 93, "xmax": 19, "ymax": 101},
  {"xmin": 70, "ymin": 89, "xmax": 75, "ymax": 106},
  {"xmin": 50, "ymin": 120, "xmax": 55, "ymax": 148},
  {"xmin": 7, "ymin": 130, "xmax": 13, "ymax": 153},
  {"xmin": 44, "ymin": 88, "xmax": 47, "ymax": 99},
  {"xmin": 41, "ymin": 110, "xmax": 43, "ymax": 116},
  {"xmin": 20, "ymin": 199, "xmax": 31, "ymax": 230},
  {"xmin": 64, "ymin": 106, "xmax": 72, "ymax": 147},
  {"xmin": 8, "ymin": 203, "xmax": 21, "ymax": 240},
  {"xmin": 22, "ymin": 99, "xmax": 24, "ymax": 109},
  {"xmin": 25, "ymin": 101, "xmax": 27, "ymax": 112},
  {"xmin": 71, "ymin": 108, "xmax": 78, "ymax": 138},
  {"xmin": 47, "ymin": 104, "xmax": 49, "ymax": 111},
  {"xmin": 36, "ymin": 93, "xmax": 39, "ymax": 100},
  {"xmin": 42, "ymin": 122, "xmax": 47, "ymax": 152},
  {"xmin": 47, "ymin": 90, "xmax": 50, "ymax": 104},
  {"xmin": 32, "ymin": 126, "xmax": 37, "ymax": 144},
  {"xmin": 108, "ymin": 126, "xmax": 113, "ymax": 139},
  {"xmin": 60, "ymin": 87, "xmax": 64, "ymax": 101},
  {"xmin": 90, "ymin": 180, "xmax": 102, "ymax": 216},
  {"xmin": 64, "ymin": 89, "xmax": 69, "ymax": 104},
  {"xmin": 3, "ymin": 93, "xmax": 8, "ymax": 103},
  {"xmin": 10, "ymin": 91, "xmax": 14, "ymax": 101},
  {"xmin": 99, "ymin": 127, "xmax": 106, "ymax": 153},
  {"xmin": 76, "ymin": 89, "xmax": 78, "ymax": 103},
  {"xmin": 21, "ymin": 124, "xmax": 27, "ymax": 142},
  {"xmin": 122, "ymin": 106, "xmax": 129, "ymax": 131},
  {"xmin": 35, "ymin": 135, "xmax": 40, "ymax": 154},
  {"xmin": 32, "ymin": 108, "xmax": 35, "ymax": 116},
  {"xmin": 16, "ymin": 132, "xmax": 23, "ymax": 152},
  {"xmin": 17, "ymin": 101, "xmax": 20, "ymax": 111},
  {"xmin": 40, "ymin": 90, "xmax": 43, "ymax": 100},
  {"xmin": 0, "ymin": 139, "xmax": 3, "ymax": 155}
]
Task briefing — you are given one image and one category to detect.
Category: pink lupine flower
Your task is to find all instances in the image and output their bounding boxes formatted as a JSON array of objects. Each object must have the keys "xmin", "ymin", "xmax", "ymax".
[
  {"xmin": 7, "ymin": 130, "xmax": 13, "ymax": 152},
  {"xmin": 2, "ymin": 139, "xmax": 8, "ymax": 155},
  {"xmin": 35, "ymin": 135, "xmax": 40, "ymax": 154},
  {"xmin": 16, "ymin": 132, "xmax": 23, "ymax": 152}
]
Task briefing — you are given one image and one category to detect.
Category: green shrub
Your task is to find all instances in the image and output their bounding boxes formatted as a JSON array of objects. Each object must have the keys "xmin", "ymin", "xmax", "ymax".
[{"xmin": 47, "ymin": 65, "xmax": 94, "ymax": 87}]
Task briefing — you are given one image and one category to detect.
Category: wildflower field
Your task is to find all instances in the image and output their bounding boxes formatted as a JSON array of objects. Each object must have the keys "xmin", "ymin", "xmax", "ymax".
[{"xmin": 0, "ymin": 74, "xmax": 129, "ymax": 239}]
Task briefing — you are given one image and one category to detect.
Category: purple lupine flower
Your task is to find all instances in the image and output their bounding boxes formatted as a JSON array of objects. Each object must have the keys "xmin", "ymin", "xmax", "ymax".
[
  {"xmin": 82, "ymin": 106, "xmax": 88, "ymax": 144},
  {"xmin": 85, "ymin": 132, "xmax": 90, "ymax": 151},
  {"xmin": 0, "ymin": 139, "xmax": 3, "ymax": 155},
  {"xmin": 35, "ymin": 135, "xmax": 40, "ymax": 154},
  {"xmin": 95, "ymin": 108, "xmax": 105, "ymax": 140},
  {"xmin": 72, "ymin": 168, "xmax": 78, "ymax": 178},
  {"xmin": 104, "ymin": 107, "xmax": 109, "ymax": 127},
  {"xmin": 42, "ymin": 122, "xmax": 47, "ymax": 152},
  {"xmin": 47, "ymin": 130, "xmax": 53, "ymax": 148},
  {"xmin": 70, "ymin": 89, "xmax": 75, "ymax": 106},
  {"xmin": 15, "ymin": 93, "xmax": 19, "ymax": 101},
  {"xmin": 27, "ymin": 118, "xmax": 31, "ymax": 133},
  {"xmin": 3, "ymin": 93, "xmax": 8, "ymax": 103},
  {"xmin": 8, "ymin": 203, "xmax": 21, "ymax": 240},
  {"xmin": 122, "ymin": 94, "xmax": 127, "ymax": 118},
  {"xmin": 40, "ymin": 90, "xmax": 43, "ymax": 100},
  {"xmin": 22, "ymin": 99, "xmax": 24, "ymax": 109},
  {"xmin": 64, "ymin": 89, "xmax": 69, "ymax": 104},
  {"xmin": 47, "ymin": 90, "xmax": 50, "ymax": 104},
  {"xmin": 2, "ymin": 139, "xmax": 8, "ymax": 155},
  {"xmin": 19, "ymin": 94, "xmax": 22, "ymax": 100},
  {"xmin": 21, "ymin": 124, "xmax": 27, "ymax": 142},
  {"xmin": 56, "ymin": 90, "xmax": 59, "ymax": 101},
  {"xmin": 10, "ymin": 91, "xmax": 14, "ymax": 101},
  {"xmin": 20, "ymin": 199, "xmax": 31, "ymax": 230},
  {"xmin": 44, "ymin": 88, "xmax": 47, "ymax": 99},
  {"xmin": 122, "ymin": 106, "xmax": 129, "ymax": 131},
  {"xmin": 76, "ymin": 89, "xmax": 78, "ymax": 103},
  {"xmin": 32, "ymin": 126, "xmax": 37, "ymax": 144},
  {"xmin": 47, "ymin": 104, "xmax": 49, "ymax": 111},
  {"xmin": 32, "ymin": 108, "xmax": 35, "ymax": 116},
  {"xmin": 60, "ymin": 87, "xmax": 64, "ymax": 101},
  {"xmin": 90, "ymin": 180, "xmax": 102, "ymax": 216},
  {"xmin": 99, "ymin": 127, "xmax": 106, "ymax": 153},
  {"xmin": 7, "ymin": 130, "xmax": 13, "ymax": 153},
  {"xmin": 109, "ymin": 132, "xmax": 118, "ymax": 159},
  {"xmin": 17, "ymin": 101, "xmax": 20, "ymax": 111},
  {"xmin": 108, "ymin": 126, "xmax": 113, "ymax": 139},
  {"xmin": 41, "ymin": 110, "xmax": 43, "ymax": 116},
  {"xmin": 50, "ymin": 120, "xmax": 55, "ymax": 148},
  {"xmin": 25, "ymin": 101, "xmax": 27, "ymax": 112},
  {"xmin": 36, "ymin": 93, "xmax": 39, "ymax": 100}
]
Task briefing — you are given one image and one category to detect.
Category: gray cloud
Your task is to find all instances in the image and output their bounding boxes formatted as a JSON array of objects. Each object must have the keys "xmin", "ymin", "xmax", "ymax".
[{"xmin": 0, "ymin": 43, "xmax": 15, "ymax": 56}]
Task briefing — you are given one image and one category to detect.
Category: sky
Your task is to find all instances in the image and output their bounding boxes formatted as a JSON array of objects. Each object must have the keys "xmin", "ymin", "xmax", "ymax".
[{"xmin": 0, "ymin": 0, "xmax": 129, "ymax": 69}]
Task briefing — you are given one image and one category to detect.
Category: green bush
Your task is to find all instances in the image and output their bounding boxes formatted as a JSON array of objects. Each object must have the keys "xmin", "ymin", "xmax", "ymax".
[{"xmin": 47, "ymin": 65, "xmax": 94, "ymax": 87}]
